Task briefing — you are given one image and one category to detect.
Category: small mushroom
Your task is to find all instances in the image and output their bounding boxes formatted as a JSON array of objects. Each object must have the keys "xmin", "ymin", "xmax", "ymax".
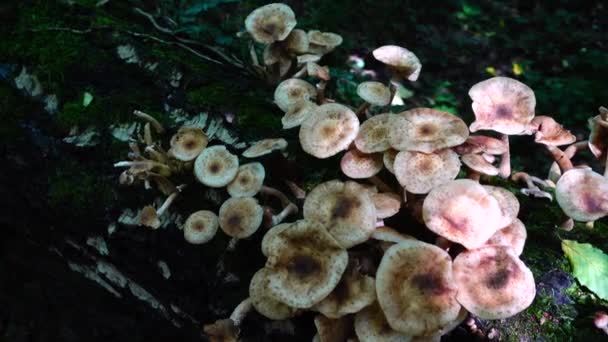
[
  {"xmin": 356, "ymin": 81, "xmax": 391, "ymax": 115},
  {"xmin": 529, "ymin": 116, "xmax": 576, "ymax": 146},
  {"xmin": 244, "ymin": 3, "xmax": 297, "ymax": 44},
  {"xmin": 281, "ymin": 100, "xmax": 318, "ymax": 129},
  {"xmin": 283, "ymin": 28, "xmax": 309, "ymax": 54},
  {"xmin": 485, "ymin": 218, "xmax": 527, "ymax": 256},
  {"xmin": 242, "ymin": 138, "xmax": 288, "ymax": 158},
  {"xmin": 218, "ymin": 197, "xmax": 264, "ymax": 239},
  {"xmin": 355, "ymin": 113, "xmax": 396, "ymax": 153},
  {"xmin": 168, "ymin": 127, "xmax": 208, "ymax": 161},
  {"xmin": 461, "ymin": 153, "xmax": 499, "ymax": 178},
  {"xmin": 274, "ymin": 78, "xmax": 317, "ymax": 112},
  {"xmin": 453, "ymin": 135, "xmax": 508, "ymax": 155},
  {"xmin": 372, "ymin": 192, "xmax": 402, "ymax": 219},
  {"xmin": 373, "ymin": 45, "xmax": 422, "ymax": 81},
  {"xmin": 556, "ymin": 168, "xmax": 608, "ymax": 221},
  {"xmin": 227, "ymin": 162, "xmax": 265, "ymax": 197},
  {"xmin": 393, "ymin": 149, "xmax": 461, "ymax": 194},
  {"xmin": 184, "ymin": 210, "xmax": 219, "ymax": 244},
  {"xmin": 307, "ymin": 30, "xmax": 343, "ymax": 55},
  {"xmin": 194, "ymin": 145, "xmax": 239, "ymax": 187},
  {"xmin": 340, "ymin": 149, "xmax": 384, "ymax": 179}
]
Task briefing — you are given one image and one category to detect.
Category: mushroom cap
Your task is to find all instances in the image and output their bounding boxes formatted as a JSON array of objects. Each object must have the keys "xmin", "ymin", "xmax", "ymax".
[
  {"xmin": 297, "ymin": 53, "xmax": 322, "ymax": 64},
  {"xmin": 307, "ymin": 62, "xmax": 331, "ymax": 81},
  {"xmin": 389, "ymin": 108, "xmax": 469, "ymax": 153},
  {"xmin": 588, "ymin": 115, "xmax": 608, "ymax": 160},
  {"xmin": 168, "ymin": 127, "xmax": 208, "ymax": 161},
  {"xmin": 394, "ymin": 149, "xmax": 461, "ymax": 194},
  {"xmin": 242, "ymin": 138, "xmax": 288, "ymax": 158},
  {"xmin": 303, "ymin": 180, "xmax": 376, "ymax": 248},
  {"xmin": 354, "ymin": 302, "xmax": 412, "ymax": 342},
  {"xmin": 282, "ymin": 100, "xmax": 318, "ymax": 129},
  {"xmin": 184, "ymin": 210, "xmax": 219, "ymax": 244},
  {"xmin": 261, "ymin": 222, "xmax": 292, "ymax": 257},
  {"xmin": 314, "ymin": 315, "xmax": 354, "ymax": 342},
  {"xmin": 468, "ymin": 77, "xmax": 536, "ymax": 135},
  {"xmin": 357, "ymin": 82, "xmax": 391, "ymax": 106},
  {"xmin": 372, "ymin": 192, "xmax": 402, "ymax": 219},
  {"xmin": 139, "ymin": 205, "xmax": 161, "ymax": 229},
  {"xmin": 485, "ymin": 218, "xmax": 527, "ymax": 256},
  {"xmin": 283, "ymin": 28, "xmax": 309, "ymax": 54},
  {"xmin": 265, "ymin": 219, "xmax": 348, "ymax": 308},
  {"xmin": 483, "ymin": 185, "xmax": 520, "ymax": 229},
  {"xmin": 355, "ymin": 113, "xmax": 395, "ymax": 153},
  {"xmin": 194, "ymin": 145, "xmax": 239, "ymax": 187},
  {"xmin": 371, "ymin": 226, "xmax": 415, "ymax": 244},
  {"xmin": 453, "ymin": 135, "xmax": 508, "ymax": 155},
  {"xmin": 299, "ymin": 103, "xmax": 360, "ymax": 159},
  {"xmin": 531, "ymin": 116, "xmax": 576, "ymax": 146},
  {"xmin": 308, "ymin": 30, "xmax": 343, "ymax": 48},
  {"xmin": 227, "ymin": 162, "xmax": 265, "ymax": 197},
  {"xmin": 383, "ymin": 149, "xmax": 398, "ymax": 174},
  {"xmin": 249, "ymin": 268, "xmax": 298, "ymax": 320},
  {"xmin": 556, "ymin": 168, "xmax": 608, "ymax": 221},
  {"xmin": 423, "ymin": 179, "xmax": 503, "ymax": 249},
  {"xmin": 372, "ymin": 45, "xmax": 422, "ymax": 81},
  {"xmin": 376, "ymin": 240, "xmax": 461, "ymax": 336},
  {"xmin": 461, "ymin": 153, "xmax": 499, "ymax": 176},
  {"xmin": 340, "ymin": 149, "xmax": 383, "ymax": 179},
  {"xmin": 274, "ymin": 78, "xmax": 317, "ymax": 112},
  {"xmin": 244, "ymin": 3, "xmax": 297, "ymax": 44},
  {"xmin": 218, "ymin": 197, "xmax": 263, "ymax": 238},
  {"xmin": 453, "ymin": 245, "xmax": 536, "ymax": 319},
  {"xmin": 314, "ymin": 263, "xmax": 376, "ymax": 318}
]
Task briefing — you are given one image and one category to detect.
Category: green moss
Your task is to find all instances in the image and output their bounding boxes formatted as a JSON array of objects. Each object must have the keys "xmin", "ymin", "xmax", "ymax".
[{"xmin": 48, "ymin": 161, "xmax": 114, "ymax": 212}]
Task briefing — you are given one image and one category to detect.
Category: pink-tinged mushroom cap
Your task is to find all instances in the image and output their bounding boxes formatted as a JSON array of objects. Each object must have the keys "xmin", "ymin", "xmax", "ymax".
[
  {"xmin": 355, "ymin": 114, "xmax": 396, "ymax": 153},
  {"xmin": 485, "ymin": 218, "xmax": 527, "ymax": 256},
  {"xmin": 530, "ymin": 116, "xmax": 576, "ymax": 146},
  {"xmin": 453, "ymin": 245, "xmax": 536, "ymax": 319},
  {"xmin": 373, "ymin": 45, "xmax": 422, "ymax": 81},
  {"xmin": 340, "ymin": 149, "xmax": 384, "ymax": 179},
  {"xmin": 453, "ymin": 135, "xmax": 508, "ymax": 155},
  {"xmin": 483, "ymin": 185, "xmax": 520, "ymax": 229},
  {"xmin": 394, "ymin": 149, "xmax": 461, "ymax": 194},
  {"xmin": 245, "ymin": 3, "xmax": 297, "ymax": 44},
  {"xmin": 556, "ymin": 168, "xmax": 608, "ymax": 221},
  {"xmin": 468, "ymin": 77, "xmax": 536, "ymax": 135},
  {"xmin": 372, "ymin": 192, "xmax": 402, "ymax": 219},
  {"xmin": 461, "ymin": 153, "xmax": 499, "ymax": 176}
]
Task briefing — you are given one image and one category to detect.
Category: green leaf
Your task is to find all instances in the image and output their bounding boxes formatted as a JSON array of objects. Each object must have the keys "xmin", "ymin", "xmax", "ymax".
[
  {"xmin": 562, "ymin": 239, "xmax": 608, "ymax": 300},
  {"xmin": 82, "ymin": 91, "xmax": 93, "ymax": 107}
]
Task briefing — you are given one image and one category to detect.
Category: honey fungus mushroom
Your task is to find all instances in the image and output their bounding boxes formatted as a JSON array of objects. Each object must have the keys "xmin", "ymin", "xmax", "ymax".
[
  {"xmin": 184, "ymin": 210, "xmax": 218, "ymax": 244},
  {"xmin": 281, "ymin": 100, "xmax": 318, "ymax": 129},
  {"xmin": 264, "ymin": 219, "xmax": 348, "ymax": 308},
  {"xmin": 242, "ymin": 138, "xmax": 288, "ymax": 158},
  {"xmin": 357, "ymin": 81, "xmax": 391, "ymax": 107},
  {"xmin": 244, "ymin": 3, "xmax": 297, "ymax": 44},
  {"xmin": 249, "ymin": 268, "xmax": 298, "ymax": 320},
  {"xmin": 394, "ymin": 149, "xmax": 461, "ymax": 194},
  {"xmin": 468, "ymin": 77, "xmax": 536, "ymax": 135},
  {"xmin": 227, "ymin": 162, "xmax": 265, "ymax": 197},
  {"xmin": 483, "ymin": 185, "xmax": 520, "ymax": 229},
  {"xmin": 307, "ymin": 30, "xmax": 343, "ymax": 55},
  {"xmin": 340, "ymin": 149, "xmax": 384, "ymax": 179},
  {"xmin": 194, "ymin": 145, "xmax": 239, "ymax": 187},
  {"xmin": 303, "ymin": 180, "xmax": 376, "ymax": 248},
  {"xmin": 373, "ymin": 45, "xmax": 422, "ymax": 81},
  {"xmin": 485, "ymin": 218, "xmax": 527, "ymax": 256},
  {"xmin": 453, "ymin": 245, "xmax": 536, "ymax": 319},
  {"xmin": 376, "ymin": 240, "xmax": 462, "ymax": 336},
  {"xmin": 355, "ymin": 113, "xmax": 395, "ymax": 153},
  {"xmin": 556, "ymin": 168, "xmax": 608, "ymax": 221},
  {"xmin": 274, "ymin": 78, "xmax": 317, "ymax": 112},
  {"xmin": 168, "ymin": 127, "xmax": 208, "ymax": 161},
  {"xmin": 300, "ymin": 103, "xmax": 360, "ymax": 159},
  {"xmin": 218, "ymin": 197, "xmax": 264, "ymax": 239},
  {"xmin": 354, "ymin": 302, "xmax": 412, "ymax": 342}
]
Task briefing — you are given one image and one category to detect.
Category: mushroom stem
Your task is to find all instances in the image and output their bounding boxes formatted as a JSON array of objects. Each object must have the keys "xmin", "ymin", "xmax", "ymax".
[
  {"xmin": 546, "ymin": 145, "xmax": 573, "ymax": 172},
  {"xmin": 284, "ymin": 180, "xmax": 306, "ymax": 199},
  {"xmin": 355, "ymin": 102, "xmax": 371, "ymax": 117},
  {"xmin": 249, "ymin": 42, "xmax": 260, "ymax": 68},
  {"xmin": 156, "ymin": 190, "xmax": 180, "ymax": 217},
  {"xmin": 230, "ymin": 298, "xmax": 253, "ymax": 326},
  {"xmin": 368, "ymin": 176, "xmax": 394, "ymax": 193},
  {"xmin": 316, "ymin": 80, "xmax": 327, "ymax": 104},
  {"xmin": 270, "ymin": 203, "xmax": 298, "ymax": 226},
  {"xmin": 129, "ymin": 142, "xmax": 142, "ymax": 158},
  {"xmin": 511, "ymin": 172, "xmax": 553, "ymax": 200},
  {"xmin": 498, "ymin": 134, "xmax": 511, "ymax": 179},
  {"xmin": 144, "ymin": 123, "xmax": 153, "ymax": 146},
  {"xmin": 133, "ymin": 110, "xmax": 165, "ymax": 134},
  {"xmin": 145, "ymin": 145, "xmax": 169, "ymax": 163},
  {"xmin": 466, "ymin": 168, "xmax": 481, "ymax": 181},
  {"xmin": 260, "ymin": 185, "xmax": 291, "ymax": 207},
  {"xmin": 586, "ymin": 221, "xmax": 595, "ymax": 229},
  {"xmin": 564, "ymin": 140, "xmax": 589, "ymax": 159},
  {"xmin": 387, "ymin": 82, "xmax": 398, "ymax": 106}
]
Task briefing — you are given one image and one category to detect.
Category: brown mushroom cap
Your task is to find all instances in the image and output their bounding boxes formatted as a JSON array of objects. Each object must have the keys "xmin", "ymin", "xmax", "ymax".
[
  {"xmin": 383, "ymin": 149, "xmax": 398, "ymax": 174},
  {"xmin": 242, "ymin": 138, "xmax": 288, "ymax": 158},
  {"xmin": 423, "ymin": 179, "xmax": 503, "ymax": 249},
  {"xmin": 372, "ymin": 192, "xmax": 402, "ymax": 219},
  {"xmin": 468, "ymin": 77, "xmax": 536, "ymax": 135},
  {"xmin": 227, "ymin": 162, "xmax": 265, "ymax": 197},
  {"xmin": 218, "ymin": 197, "xmax": 263, "ymax": 238},
  {"xmin": 394, "ymin": 149, "xmax": 461, "ymax": 194},
  {"xmin": 357, "ymin": 82, "xmax": 391, "ymax": 106},
  {"xmin": 168, "ymin": 127, "xmax": 208, "ymax": 161},
  {"xmin": 274, "ymin": 78, "xmax": 317, "ymax": 112},
  {"xmin": 530, "ymin": 116, "xmax": 576, "ymax": 146},
  {"xmin": 453, "ymin": 245, "xmax": 536, "ymax": 319},
  {"xmin": 184, "ymin": 210, "xmax": 219, "ymax": 244},
  {"xmin": 485, "ymin": 218, "xmax": 527, "ymax": 256},
  {"xmin": 283, "ymin": 28, "xmax": 309, "ymax": 54},
  {"xmin": 355, "ymin": 114, "xmax": 395, "ymax": 153},
  {"xmin": 483, "ymin": 185, "xmax": 520, "ymax": 229},
  {"xmin": 453, "ymin": 135, "xmax": 508, "ymax": 155},
  {"xmin": 282, "ymin": 100, "xmax": 318, "ymax": 129},
  {"xmin": 354, "ymin": 302, "xmax": 412, "ymax": 342},
  {"xmin": 556, "ymin": 168, "xmax": 608, "ymax": 221},
  {"xmin": 461, "ymin": 153, "xmax": 499, "ymax": 176},
  {"xmin": 300, "ymin": 103, "xmax": 360, "ymax": 159},
  {"xmin": 249, "ymin": 268, "xmax": 298, "ymax": 320},
  {"xmin": 314, "ymin": 315, "xmax": 354, "ymax": 342},
  {"xmin": 265, "ymin": 219, "xmax": 348, "ymax": 308},
  {"xmin": 340, "ymin": 149, "xmax": 384, "ymax": 179},
  {"xmin": 194, "ymin": 145, "xmax": 239, "ymax": 187},
  {"xmin": 244, "ymin": 3, "xmax": 297, "ymax": 44},
  {"xmin": 389, "ymin": 108, "xmax": 469, "ymax": 153},
  {"xmin": 303, "ymin": 180, "xmax": 376, "ymax": 248},
  {"xmin": 372, "ymin": 45, "xmax": 422, "ymax": 81},
  {"xmin": 376, "ymin": 240, "xmax": 461, "ymax": 336}
]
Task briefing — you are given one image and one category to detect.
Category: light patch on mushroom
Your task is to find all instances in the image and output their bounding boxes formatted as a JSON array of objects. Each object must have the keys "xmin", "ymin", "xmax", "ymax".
[
  {"xmin": 218, "ymin": 197, "xmax": 263, "ymax": 238},
  {"xmin": 556, "ymin": 168, "xmax": 608, "ymax": 221},
  {"xmin": 373, "ymin": 45, "xmax": 422, "ymax": 81},
  {"xmin": 483, "ymin": 185, "xmax": 520, "ymax": 229},
  {"xmin": 227, "ymin": 162, "xmax": 265, "ymax": 197},
  {"xmin": 394, "ymin": 149, "xmax": 461, "ymax": 194},
  {"xmin": 274, "ymin": 78, "xmax": 317, "ymax": 112},
  {"xmin": 244, "ymin": 3, "xmax": 297, "ymax": 44}
]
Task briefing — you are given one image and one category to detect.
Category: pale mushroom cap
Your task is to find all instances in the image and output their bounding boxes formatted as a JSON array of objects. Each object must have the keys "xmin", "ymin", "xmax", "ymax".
[
  {"xmin": 453, "ymin": 245, "xmax": 536, "ymax": 319},
  {"xmin": 194, "ymin": 145, "xmax": 239, "ymax": 187},
  {"xmin": 307, "ymin": 62, "xmax": 331, "ymax": 81},
  {"xmin": 340, "ymin": 149, "xmax": 384, "ymax": 179},
  {"xmin": 242, "ymin": 138, "xmax": 288, "ymax": 158},
  {"xmin": 303, "ymin": 180, "xmax": 376, "ymax": 248},
  {"xmin": 261, "ymin": 222, "xmax": 292, "ymax": 257},
  {"xmin": 308, "ymin": 30, "xmax": 343, "ymax": 48},
  {"xmin": 140, "ymin": 205, "xmax": 161, "ymax": 229},
  {"xmin": 389, "ymin": 108, "xmax": 469, "ymax": 153},
  {"xmin": 453, "ymin": 135, "xmax": 508, "ymax": 155},
  {"xmin": 283, "ymin": 28, "xmax": 309, "ymax": 54},
  {"xmin": 250, "ymin": 268, "xmax": 298, "ymax": 320},
  {"xmin": 297, "ymin": 53, "xmax": 322, "ymax": 64},
  {"xmin": 314, "ymin": 315, "xmax": 354, "ymax": 342},
  {"xmin": 556, "ymin": 168, "xmax": 608, "ymax": 221},
  {"xmin": 468, "ymin": 77, "xmax": 536, "ymax": 135},
  {"xmin": 168, "ymin": 127, "xmax": 208, "ymax": 161},
  {"xmin": 357, "ymin": 82, "xmax": 391, "ymax": 106},
  {"xmin": 461, "ymin": 153, "xmax": 499, "ymax": 176},
  {"xmin": 300, "ymin": 103, "xmax": 360, "ymax": 159},
  {"xmin": 282, "ymin": 100, "xmax": 318, "ymax": 129},
  {"xmin": 372, "ymin": 226, "xmax": 415, "ymax": 244},
  {"xmin": 483, "ymin": 185, "xmax": 520, "ymax": 229},
  {"xmin": 383, "ymin": 149, "xmax": 398, "ymax": 174},
  {"xmin": 184, "ymin": 210, "xmax": 219, "ymax": 244},
  {"xmin": 588, "ymin": 115, "xmax": 608, "ymax": 160},
  {"xmin": 227, "ymin": 162, "xmax": 265, "ymax": 197},
  {"xmin": 372, "ymin": 45, "xmax": 422, "ymax": 81},
  {"xmin": 372, "ymin": 192, "xmax": 402, "ymax": 219},
  {"xmin": 394, "ymin": 149, "xmax": 461, "ymax": 194},
  {"xmin": 485, "ymin": 218, "xmax": 527, "ymax": 256},
  {"xmin": 355, "ymin": 302, "xmax": 412, "ymax": 342},
  {"xmin": 274, "ymin": 78, "xmax": 317, "ymax": 112},
  {"xmin": 422, "ymin": 179, "xmax": 503, "ymax": 249},
  {"xmin": 265, "ymin": 219, "xmax": 348, "ymax": 308},
  {"xmin": 355, "ymin": 114, "xmax": 395, "ymax": 153},
  {"xmin": 244, "ymin": 3, "xmax": 297, "ymax": 44},
  {"xmin": 218, "ymin": 197, "xmax": 263, "ymax": 238},
  {"xmin": 314, "ymin": 264, "xmax": 376, "ymax": 318},
  {"xmin": 531, "ymin": 116, "xmax": 576, "ymax": 146},
  {"xmin": 376, "ymin": 240, "xmax": 462, "ymax": 336}
]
